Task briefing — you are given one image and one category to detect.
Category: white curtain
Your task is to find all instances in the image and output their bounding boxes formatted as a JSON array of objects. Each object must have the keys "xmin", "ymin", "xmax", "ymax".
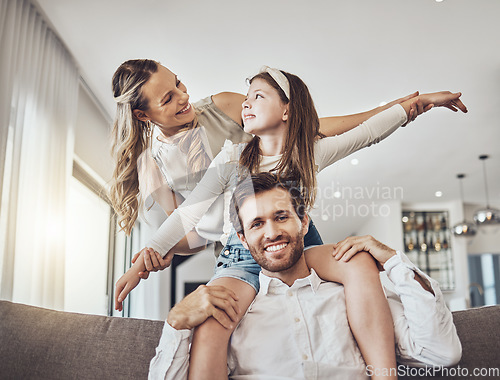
[{"xmin": 0, "ymin": 0, "xmax": 79, "ymax": 309}]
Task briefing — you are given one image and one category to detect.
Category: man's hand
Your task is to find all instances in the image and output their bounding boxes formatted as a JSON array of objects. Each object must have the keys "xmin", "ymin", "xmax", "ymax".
[
  {"xmin": 167, "ymin": 285, "xmax": 240, "ymax": 330},
  {"xmin": 333, "ymin": 235, "xmax": 396, "ymax": 270},
  {"xmin": 132, "ymin": 248, "xmax": 174, "ymax": 279}
]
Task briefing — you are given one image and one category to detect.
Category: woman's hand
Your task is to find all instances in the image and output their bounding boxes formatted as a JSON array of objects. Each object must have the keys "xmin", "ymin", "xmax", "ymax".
[
  {"xmin": 401, "ymin": 91, "xmax": 467, "ymax": 125},
  {"xmin": 417, "ymin": 91, "xmax": 468, "ymax": 113}
]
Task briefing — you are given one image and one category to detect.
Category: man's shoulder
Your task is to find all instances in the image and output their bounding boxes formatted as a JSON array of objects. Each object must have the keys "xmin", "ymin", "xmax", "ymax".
[{"xmin": 304, "ymin": 244, "xmax": 335, "ymax": 256}]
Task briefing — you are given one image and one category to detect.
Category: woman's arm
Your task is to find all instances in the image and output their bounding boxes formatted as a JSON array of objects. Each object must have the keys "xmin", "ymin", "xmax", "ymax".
[
  {"xmin": 317, "ymin": 92, "xmax": 422, "ymax": 136},
  {"xmin": 212, "ymin": 92, "xmax": 246, "ymax": 125},
  {"xmin": 315, "ymin": 104, "xmax": 408, "ymax": 171}
]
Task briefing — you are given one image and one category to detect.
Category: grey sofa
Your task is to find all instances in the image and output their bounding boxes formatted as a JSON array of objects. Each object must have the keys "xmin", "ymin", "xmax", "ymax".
[{"xmin": 0, "ymin": 300, "xmax": 499, "ymax": 379}]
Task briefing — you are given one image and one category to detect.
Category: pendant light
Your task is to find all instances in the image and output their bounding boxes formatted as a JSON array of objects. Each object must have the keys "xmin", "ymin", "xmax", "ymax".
[
  {"xmin": 473, "ymin": 155, "xmax": 500, "ymax": 225},
  {"xmin": 452, "ymin": 174, "xmax": 477, "ymax": 237}
]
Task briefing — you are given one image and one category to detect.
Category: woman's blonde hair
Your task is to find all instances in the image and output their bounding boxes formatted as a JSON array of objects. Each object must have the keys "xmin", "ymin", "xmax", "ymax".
[
  {"xmin": 239, "ymin": 70, "xmax": 324, "ymax": 210},
  {"xmin": 110, "ymin": 59, "xmax": 210, "ymax": 234}
]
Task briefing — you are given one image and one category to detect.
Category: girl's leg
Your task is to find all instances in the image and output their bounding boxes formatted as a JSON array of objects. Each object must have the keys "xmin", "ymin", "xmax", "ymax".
[
  {"xmin": 306, "ymin": 248, "xmax": 397, "ymax": 380},
  {"xmin": 188, "ymin": 277, "xmax": 256, "ymax": 380}
]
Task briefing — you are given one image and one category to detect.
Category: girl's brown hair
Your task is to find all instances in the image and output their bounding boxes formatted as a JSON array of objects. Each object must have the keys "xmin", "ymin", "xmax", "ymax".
[{"xmin": 239, "ymin": 70, "xmax": 324, "ymax": 209}]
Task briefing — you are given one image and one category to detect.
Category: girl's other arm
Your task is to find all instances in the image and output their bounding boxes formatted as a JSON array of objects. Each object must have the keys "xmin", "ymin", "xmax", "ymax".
[
  {"xmin": 147, "ymin": 148, "xmax": 233, "ymax": 258},
  {"xmin": 151, "ymin": 184, "xmax": 209, "ymax": 255}
]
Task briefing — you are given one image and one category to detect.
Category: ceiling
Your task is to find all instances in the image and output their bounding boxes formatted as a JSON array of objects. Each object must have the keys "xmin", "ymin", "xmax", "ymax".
[{"xmin": 35, "ymin": 0, "xmax": 500, "ymax": 237}]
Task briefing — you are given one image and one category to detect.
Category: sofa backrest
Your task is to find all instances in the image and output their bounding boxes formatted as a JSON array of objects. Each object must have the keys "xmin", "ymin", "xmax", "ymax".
[
  {"xmin": 1, "ymin": 300, "xmax": 499, "ymax": 379},
  {"xmin": 0, "ymin": 300, "xmax": 164, "ymax": 379}
]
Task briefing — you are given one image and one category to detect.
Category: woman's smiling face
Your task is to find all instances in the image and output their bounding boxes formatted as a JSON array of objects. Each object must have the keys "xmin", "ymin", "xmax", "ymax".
[{"xmin": 134, "ymin": 64, "xmax": 195, "ymax": 137}]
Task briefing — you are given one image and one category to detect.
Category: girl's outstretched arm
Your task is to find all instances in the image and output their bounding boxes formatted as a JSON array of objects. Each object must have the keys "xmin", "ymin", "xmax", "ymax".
[
  {"xmin": 213, "ymin": 91, "xmax": 422, "ymax": 137},
  {"xmin": 214, "ymin": 90, "xmax": 466, "ymax": 140}
]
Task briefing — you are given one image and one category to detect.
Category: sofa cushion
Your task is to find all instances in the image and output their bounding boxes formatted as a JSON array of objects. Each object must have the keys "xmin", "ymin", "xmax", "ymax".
[{"xmin": 398, "ymin": 305, "xmax": 500, "ymax": 379}]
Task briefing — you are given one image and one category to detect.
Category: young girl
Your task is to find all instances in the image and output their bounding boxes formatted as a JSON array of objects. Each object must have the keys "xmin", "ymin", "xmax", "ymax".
[{"xmin": 113, "ymin": 66, "xmax": 466, "ymax": 378}]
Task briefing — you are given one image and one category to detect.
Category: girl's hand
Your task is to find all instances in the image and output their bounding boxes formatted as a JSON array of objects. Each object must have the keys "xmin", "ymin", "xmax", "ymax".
[
  {"xmin": 114, "ymin": 268, "xmax": 142, "ymax": 312},
  {"xmin": 132, "ymin": 248, "xmax": 173, "ymax": 279},
  {"xmin": 332, "ymin": 235, "xmax": 396, "ymax": 270},
  {"xmin": 167, "ymin": 285, "xmax": 240, "ymax": 330},
  {"xmin": 114, "ymin": 248, "xmax": 157, "ymax": 310}
]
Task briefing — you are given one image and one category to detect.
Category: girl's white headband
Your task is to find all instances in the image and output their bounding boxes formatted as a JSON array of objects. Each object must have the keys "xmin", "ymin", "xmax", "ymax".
[{"xmin": 259, "ymin": 66, "xmax": 290, "ymax": 100}]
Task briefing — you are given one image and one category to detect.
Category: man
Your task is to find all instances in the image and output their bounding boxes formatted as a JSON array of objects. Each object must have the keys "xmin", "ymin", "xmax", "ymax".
[{"xmin": 149, "ymin": 173, "xmax": 461, "ymax": 379}]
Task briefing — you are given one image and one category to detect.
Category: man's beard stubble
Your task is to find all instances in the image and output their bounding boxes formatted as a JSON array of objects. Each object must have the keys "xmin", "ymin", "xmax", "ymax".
[{"xmin": 249, "ymin": 231, "xmax": 305, "ymax": 273}]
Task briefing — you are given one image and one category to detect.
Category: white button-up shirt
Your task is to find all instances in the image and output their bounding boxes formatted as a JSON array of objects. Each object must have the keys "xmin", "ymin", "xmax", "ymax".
[{"xmin": 149, "ymin": 251, "xmax": 462, "ymax": 379}]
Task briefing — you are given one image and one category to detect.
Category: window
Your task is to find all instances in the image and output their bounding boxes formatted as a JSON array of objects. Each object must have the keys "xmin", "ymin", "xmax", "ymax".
[{"xmin": 65, "ymin": 160, "xmax": 114, "ymax": 315}]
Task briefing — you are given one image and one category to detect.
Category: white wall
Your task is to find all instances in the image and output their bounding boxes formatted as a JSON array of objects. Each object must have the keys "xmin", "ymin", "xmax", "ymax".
[
  {"xmin": 176, "ymin": 248, "xmax": 217, "ymax": 306},
  {"xmin": 317, "ymin": 198, "xmax": 472, "ymax": 311},
  {"xmin": 464, "ymin": 202, "xmax": 500, "ymax": 255},
  {"xmin": 65, "ymin": 177, "xmax": 110, "ymax": 315},
  {"xmin": 355, "ymin": 200, "xmax": 404, "ymax": 252}
]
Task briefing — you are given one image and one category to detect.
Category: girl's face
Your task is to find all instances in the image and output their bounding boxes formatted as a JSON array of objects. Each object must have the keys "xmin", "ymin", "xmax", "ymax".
[
  {"xmin": 133, "ymin": 65, "xmax": 195, "ymax": 137},
  {"xmin": 242, "ymin": 78, "xmax": 289, "ymax": 136}
]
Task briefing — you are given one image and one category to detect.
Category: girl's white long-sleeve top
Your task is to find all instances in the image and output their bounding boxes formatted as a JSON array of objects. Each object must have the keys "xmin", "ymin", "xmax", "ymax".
[{"xmin": 147, "ymin": 104, "xmax": 407, "ymax": 257}]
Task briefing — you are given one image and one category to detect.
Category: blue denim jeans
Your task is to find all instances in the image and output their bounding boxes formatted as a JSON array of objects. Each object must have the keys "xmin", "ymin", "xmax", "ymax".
[{"xmin": 210, "ymin": 219, "xmax": 323, "ymax": 292}]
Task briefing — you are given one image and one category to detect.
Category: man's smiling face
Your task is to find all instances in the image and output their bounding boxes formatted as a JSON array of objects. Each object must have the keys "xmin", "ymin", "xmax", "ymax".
[{"xmin": 237, "ymin": 188, "xmax": 308, "ymax": 274}]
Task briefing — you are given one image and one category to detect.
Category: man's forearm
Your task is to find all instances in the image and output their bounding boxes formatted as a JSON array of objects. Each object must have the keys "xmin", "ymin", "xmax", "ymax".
[
  {"xmin": 149, "ymin": 322, "xmax": 191, "ymax": 380},
  {"xmin": 384, "ymin": 252, "xmax": 461, "ymax": 367},
  {"xmin": 412, "ymin": 271, "xmax": 435, "ymax": 296}
]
